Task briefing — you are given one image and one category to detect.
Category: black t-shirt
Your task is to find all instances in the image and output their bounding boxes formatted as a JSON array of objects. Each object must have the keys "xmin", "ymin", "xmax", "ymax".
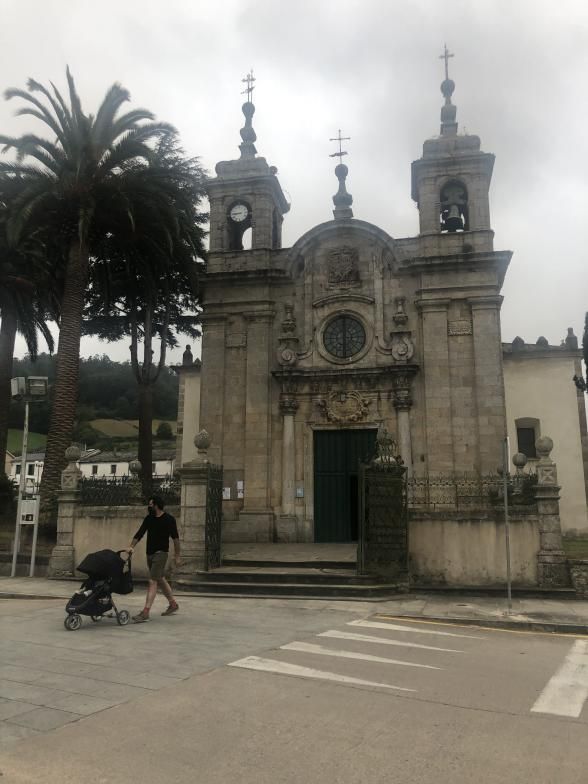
[{"xmin": 133, "ymin": 512, "xmax": 179, "ymax": 555}]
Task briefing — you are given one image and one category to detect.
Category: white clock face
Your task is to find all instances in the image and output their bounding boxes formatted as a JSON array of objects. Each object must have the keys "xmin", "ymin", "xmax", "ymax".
[{"xmin": 230, "ymin": 203, "xmax": 249, "ymax": 223}]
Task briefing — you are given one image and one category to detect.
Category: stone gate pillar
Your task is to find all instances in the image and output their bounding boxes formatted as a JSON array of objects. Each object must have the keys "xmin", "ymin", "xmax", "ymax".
[
  {"xmin": 176, "ymin": 431, "xmax": 212, "ymax": 581},
  {"xmin": 534, "ymin": 436, "xmax": 569, "ymax": 587},
  {"xmin": 48, "ymin": 446, "xmax": 82, "ymax": 579}
]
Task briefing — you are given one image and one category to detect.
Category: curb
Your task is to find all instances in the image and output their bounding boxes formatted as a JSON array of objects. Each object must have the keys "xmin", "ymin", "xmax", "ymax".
[{"xmin": 379, "ymin": 613, "xmax": 588, "ymax": 636}]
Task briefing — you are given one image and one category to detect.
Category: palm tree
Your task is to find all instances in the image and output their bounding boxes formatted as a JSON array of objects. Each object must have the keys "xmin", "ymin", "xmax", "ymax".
[
  {"xmin": 0, "ymin": 68, "xmax": 177, "ymax": 523},
  {"xmin": 0, "ymin": 178, "xmax": 57, "ymax": 476}
]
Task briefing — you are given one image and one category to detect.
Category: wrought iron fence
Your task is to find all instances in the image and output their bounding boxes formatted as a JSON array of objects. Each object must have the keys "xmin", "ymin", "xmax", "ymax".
[
  {"xmin": 407, "ymin": 472, "xmax": 537, "ymax": 513},
  {"xmin": 79, "ymin": 475, "xmax": 181, "ymax": 507}
]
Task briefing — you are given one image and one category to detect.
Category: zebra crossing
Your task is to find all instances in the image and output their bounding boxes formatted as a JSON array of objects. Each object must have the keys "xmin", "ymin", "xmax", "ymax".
[
  {"xmin": 229, "ymin": 615, "xmax": 588, "ymax": 721},
  {"xmin": 229, "ymin": 616, "xmax": 481, "ymax": 695}
]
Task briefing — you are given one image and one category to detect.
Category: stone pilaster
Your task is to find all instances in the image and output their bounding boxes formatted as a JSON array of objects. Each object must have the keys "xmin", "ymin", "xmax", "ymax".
[
  {"xmin": 198, "ymin": 316, "xmax": 226, "ymax": 465},
  {"xmin": 534, "ymin": 437, "xmax": 569, "ymax": 588},
  {"xmin": 277, "ymin": 397, "xmax": 298, "ymax": 542},
  {"xmin": 239, "ymin": 310, "xmax": 275, "ymax": 540},
  {"xmin": 417, "ymin": 299, "xmax": 454, "ymax": 473},
  {"xmin": 469, "ymin": 296, "xmax": 507, "ymax": 473},
  {"xmin": 392, "ymin": 372, "xmax": 414, "ymax": 476}
]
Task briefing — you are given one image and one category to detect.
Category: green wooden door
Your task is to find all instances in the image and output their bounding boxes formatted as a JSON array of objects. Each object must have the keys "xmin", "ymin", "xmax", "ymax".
[{"xmin": 314, "ymin": 429, "xmax": 377, "ymax": 543}]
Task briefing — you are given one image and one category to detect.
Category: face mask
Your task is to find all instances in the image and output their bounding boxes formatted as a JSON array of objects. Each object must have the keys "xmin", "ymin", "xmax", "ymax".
[{"xmin": 148, "ymin": 506, "xmax": 155, "ymax": 516}]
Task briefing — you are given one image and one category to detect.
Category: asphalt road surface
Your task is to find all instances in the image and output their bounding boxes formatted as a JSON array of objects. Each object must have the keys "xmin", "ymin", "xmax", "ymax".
[{"xmin": 0, "ymin": 595, "xmax": 586, "ymax": 783}]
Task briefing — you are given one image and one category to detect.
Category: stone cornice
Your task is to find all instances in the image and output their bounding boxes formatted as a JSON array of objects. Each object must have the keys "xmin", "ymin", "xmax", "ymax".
[
  {"xmin": 273, "ymin": 364, "xmax": 419, "ymax": 385},
  {"xmin": 415, "ymin": 298, "xmax": 451, "ymax": 313},
  {"xmin": 467, "ymin": 295, "xmax": 504, "ymax": 311},
  {"xmin": 243, "ymin": 310, "xmax": 276, "ymax": 323}
]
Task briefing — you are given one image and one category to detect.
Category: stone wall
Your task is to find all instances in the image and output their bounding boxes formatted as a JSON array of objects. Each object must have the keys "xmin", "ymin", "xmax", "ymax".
[
  {"xmin": 569, "ymin": 560, "xmax": 588, "ymax": 598},
  {"xmin": 409, "ymin": 512, "xmax": 540, "ymax": 586},
  {"xmin": 71, "ymin": 505, "xmax": 180, "ymax": 580}
]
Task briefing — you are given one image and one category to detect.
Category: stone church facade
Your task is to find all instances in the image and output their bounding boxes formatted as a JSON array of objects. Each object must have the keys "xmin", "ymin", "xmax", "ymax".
[{"xmin": 192, "ymin": 71, "xmax": 520, "ymax": 545}]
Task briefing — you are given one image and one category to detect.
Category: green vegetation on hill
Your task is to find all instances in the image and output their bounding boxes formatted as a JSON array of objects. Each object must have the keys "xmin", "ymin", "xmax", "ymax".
[
  {"xmin": 8, "ymin": 355, "xmax": 180, "ymax": 439},
  {"xmin": 7, "ymin": 430, "xmax": 47, "ymax": 455}
]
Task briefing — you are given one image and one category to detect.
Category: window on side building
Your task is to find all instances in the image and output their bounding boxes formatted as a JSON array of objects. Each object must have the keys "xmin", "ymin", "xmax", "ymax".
[
  {"xmin": 92, "ymin": 465, "xmax": 98, "ymax": 475},
  {"xmin": 110, "ymin": 464, "xmax": 117, "ymax": 475},
  {"xmin": 515, "ymin": 417, "xmax": 541, "ymax": 459}
]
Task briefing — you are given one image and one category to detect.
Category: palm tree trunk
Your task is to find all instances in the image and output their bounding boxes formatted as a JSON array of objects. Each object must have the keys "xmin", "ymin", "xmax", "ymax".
[
  {"xmin": 39, "ymin": 242, "xmax": 88, "ymax": 528},
  {"xmin": 138, "ymin": 381, "xmax": 153, "ymax": 498},
  {"xmin": 0, "ymin": 305, "xmax": 18, "ymax": 477}
]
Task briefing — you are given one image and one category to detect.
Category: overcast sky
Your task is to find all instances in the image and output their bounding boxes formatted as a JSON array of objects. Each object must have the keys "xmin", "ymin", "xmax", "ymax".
[{"xmin": 3, "ymin": 0, "xmax": 587, "ymax": 365}]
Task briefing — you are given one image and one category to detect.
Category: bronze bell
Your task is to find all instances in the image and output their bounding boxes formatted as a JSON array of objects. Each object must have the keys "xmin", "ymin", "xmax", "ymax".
[{"xmin": 444, "ymin": 203, "xmax": 464, "ymax": 232}]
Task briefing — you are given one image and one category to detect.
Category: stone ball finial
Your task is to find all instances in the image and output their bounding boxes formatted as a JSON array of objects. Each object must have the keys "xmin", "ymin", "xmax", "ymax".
[
  {"xmin": 535, "ymin": 436, "xmax": 553, "ymax": 460},
  {"xmin": 441, "ymin": 78, "xmax": 455, "ymax": 99},
  {"xmin": 129, "ymin": 459, "xmax": 142, "ymax": 477},
  {"xmin": 65, "ymin": 445, "xmax": 81, "ymax": 462},
  {"xmin": 512, "ymin": 452, "xmax": 528, "ymax": 469},
  {"xmin": 194, "ymin": 429, "xmax": 212, "ymax": 451}
]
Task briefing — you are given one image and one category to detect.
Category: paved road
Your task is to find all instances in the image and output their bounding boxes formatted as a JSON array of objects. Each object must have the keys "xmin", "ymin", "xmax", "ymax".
[{"xmin": 0, "ymin": 595, "xmax": 587, "ymax": 783}]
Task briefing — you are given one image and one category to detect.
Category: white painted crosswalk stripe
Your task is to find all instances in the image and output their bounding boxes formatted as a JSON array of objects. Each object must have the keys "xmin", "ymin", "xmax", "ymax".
[
  {"xmin": 319, "ymin": 629, "xmax": 463, "ymax": 653},
  {"xmin": 349, "ymin": 620, "xmax": 483, "ymax": 640},
  {"xmin": 228, "ymin": 656, "xmax": 416, "ymax": 692},
  {"xmin": 531, "ymin": 640, "xmax": 588, "ymax": 718},
  {"xmin": 280, "ymin": 641, "xmax": 442, "ymax": 669}
]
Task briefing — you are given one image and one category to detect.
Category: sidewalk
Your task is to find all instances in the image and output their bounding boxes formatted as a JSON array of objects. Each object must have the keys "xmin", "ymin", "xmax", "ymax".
[{"xmin": 1, "ymin": 576, "xmax": 588, "ymax": 633}]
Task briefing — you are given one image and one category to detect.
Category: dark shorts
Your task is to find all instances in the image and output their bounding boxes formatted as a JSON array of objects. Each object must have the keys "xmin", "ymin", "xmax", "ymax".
[{"xmin": 147, "ymin": 551, "xmax": 168, "ymax": 580}]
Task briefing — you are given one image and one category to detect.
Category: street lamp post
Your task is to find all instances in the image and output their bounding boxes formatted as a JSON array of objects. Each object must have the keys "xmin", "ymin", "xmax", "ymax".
[{"xmin": 10, "ymin": 376, "xmax": 48, "ymax": 578}]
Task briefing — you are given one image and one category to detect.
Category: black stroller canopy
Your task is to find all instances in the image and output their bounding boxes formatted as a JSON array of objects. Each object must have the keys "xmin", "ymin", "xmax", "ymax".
[{"xmin": 77, "ymin": 549, "xmax": 126, "ymax": 580}]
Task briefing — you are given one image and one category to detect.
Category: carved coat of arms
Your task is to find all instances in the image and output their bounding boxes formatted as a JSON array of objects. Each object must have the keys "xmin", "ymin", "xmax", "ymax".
[
  {"xmin": 318, "ymin": 391, "xmax": 370, "ymax": 423},
  {"xmin": 328, "ymin": 246, "xmax": 360, "ymax": 286}
]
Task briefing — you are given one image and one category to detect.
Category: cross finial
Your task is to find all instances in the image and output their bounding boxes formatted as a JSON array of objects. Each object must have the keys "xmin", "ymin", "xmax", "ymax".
[
  {"xmin": 241, "ymin": 70, "xmax": 256, "ymax": 103},
  {"xmin": 329, "ymin": 129, "xmax": 350, "ymax": 163},
  {"xmin": 439, "ymin": 44, "xmax": 454, "ymax": 80}
]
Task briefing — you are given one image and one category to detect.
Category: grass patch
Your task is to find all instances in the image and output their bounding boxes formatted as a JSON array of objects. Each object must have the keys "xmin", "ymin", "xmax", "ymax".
[
  {"xmin": 90, "ymin": 419, "xmax": 176, "ymax": 437},
  {"xmin": 7, "ymin": 429, "xmax": 47, "ymax": 455},
  {"xmin": 563, "ymin": 538, "xmax": 588, "ymax": 560}
]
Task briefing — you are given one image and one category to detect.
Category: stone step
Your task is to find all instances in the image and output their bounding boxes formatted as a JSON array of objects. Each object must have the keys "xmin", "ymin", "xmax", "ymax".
[
  {"xmin": 176, "ymin": 580, "xmax": 408, "ymax": 599},
  {"xmin": 197, "ymin": 566, "xmax": 378, "ymax": 585},
  {"xmin": 221, "ymin": 558, "xmax": 357, "ymax": 570}
]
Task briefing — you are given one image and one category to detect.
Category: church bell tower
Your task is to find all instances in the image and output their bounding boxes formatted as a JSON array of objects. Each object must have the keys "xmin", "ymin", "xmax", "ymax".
[
  {"xmin": 411, "ymin": 46, "xmax": 495, "ymax": 243},
  {"xmin": 207, "ymin": 71, "xmax": 290, "ymax": 253}
]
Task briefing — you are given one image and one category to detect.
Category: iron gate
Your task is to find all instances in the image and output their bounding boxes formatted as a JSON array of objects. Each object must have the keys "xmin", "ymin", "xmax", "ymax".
[
  {"xmin": 357, "ymin": 432, "xmax": 408, "ymax": 580},
  {"xmin": 205, "ymin": 464, "xmax": 223, "ymax": 570}
]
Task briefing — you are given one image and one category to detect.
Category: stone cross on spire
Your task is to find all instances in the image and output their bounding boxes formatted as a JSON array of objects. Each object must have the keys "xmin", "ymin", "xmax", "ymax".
[
  {"xmin": 439, "ymin": 44, "xmax": 454, "ymax": 80},
  {"xmin": 241, "ymin": 69, "xmax": 256, "ymax": 103},
  {"xmin": 330, "ymin": 129, "xmax": 353, "ymax": 220},
  {"xmin": 438, "ymin": 45, "xmax": 458, "ymax": 136},
  {"xmin": 329, "ymin": 129, "xmax": 350, "ymax": 163}
]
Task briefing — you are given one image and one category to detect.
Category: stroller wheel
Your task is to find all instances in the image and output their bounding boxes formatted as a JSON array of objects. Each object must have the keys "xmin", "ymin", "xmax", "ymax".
[
  {"xmin": 91, "ymin": 615, "xmax": 103, "ymax": 622},
  {"xmin": 64, "ymin": 614, "xmax": 82, "ymax": 631},
  {"xmin": 117, "ymin": 610, "xmax": 130, "ymax": 626}
]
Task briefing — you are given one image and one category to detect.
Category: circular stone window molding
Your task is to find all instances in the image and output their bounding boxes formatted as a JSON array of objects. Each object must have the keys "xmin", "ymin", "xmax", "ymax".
[{"xmin": 317, "ymin": 311, "xmax": 372, "ymax": 365}]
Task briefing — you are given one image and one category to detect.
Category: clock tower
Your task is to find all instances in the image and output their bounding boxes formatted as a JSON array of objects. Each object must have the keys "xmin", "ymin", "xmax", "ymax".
[{"xmin": 207, "ymin": 74, "xmax": 289, "ymax": 253}]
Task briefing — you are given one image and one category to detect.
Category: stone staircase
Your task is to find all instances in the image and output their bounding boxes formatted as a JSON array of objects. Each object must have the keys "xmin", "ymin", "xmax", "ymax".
[{"xmin": 176, "ymin": 544, "xmax": 408, "ymax": 599}]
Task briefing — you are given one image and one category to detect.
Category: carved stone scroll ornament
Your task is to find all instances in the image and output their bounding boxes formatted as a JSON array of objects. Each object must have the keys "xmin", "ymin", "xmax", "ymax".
[
  {"xmin": 277, "ymin": 304, "xmax": 300, "ymax": 367},
  {"xmin": 327, "ymin": 246, "xmax": 360, "ymax": 286},
  {"xmin": 317, "ymin": 390, "xmax": 370, "ymax": 423},
  {"xmin": 390, "ymin": 334, "xmax": 414, "ymax": 362}
]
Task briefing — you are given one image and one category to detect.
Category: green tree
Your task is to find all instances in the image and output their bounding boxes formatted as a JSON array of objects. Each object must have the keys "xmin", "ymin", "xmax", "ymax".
[
  {"xmin": 0, "ymin": 69, "xmax": 180, "ymax": 523},
  {"xmin": 156, "ymin": 421, "xmax": 174, "ymax": 440},
  {"xmin": 83, "ymin": 136, "xmax": 206, "ymax": 492}
]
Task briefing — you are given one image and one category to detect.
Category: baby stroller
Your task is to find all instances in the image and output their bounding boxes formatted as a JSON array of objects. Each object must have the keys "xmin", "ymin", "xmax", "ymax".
[{"xmin": 64, "ymin": 549, "xmax": 133, "ymax": 631}]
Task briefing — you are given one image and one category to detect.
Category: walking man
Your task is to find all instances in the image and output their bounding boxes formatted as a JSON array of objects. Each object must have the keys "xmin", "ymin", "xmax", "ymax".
[{"xmin": 128, "ymin": 495, "xmax": 181, "ymax": 622}]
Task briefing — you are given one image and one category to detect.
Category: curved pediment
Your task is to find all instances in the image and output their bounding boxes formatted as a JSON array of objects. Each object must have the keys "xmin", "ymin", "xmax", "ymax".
[{"xmin": 288, "ymin": 218, "xmax": 396, "ymax": 269}]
